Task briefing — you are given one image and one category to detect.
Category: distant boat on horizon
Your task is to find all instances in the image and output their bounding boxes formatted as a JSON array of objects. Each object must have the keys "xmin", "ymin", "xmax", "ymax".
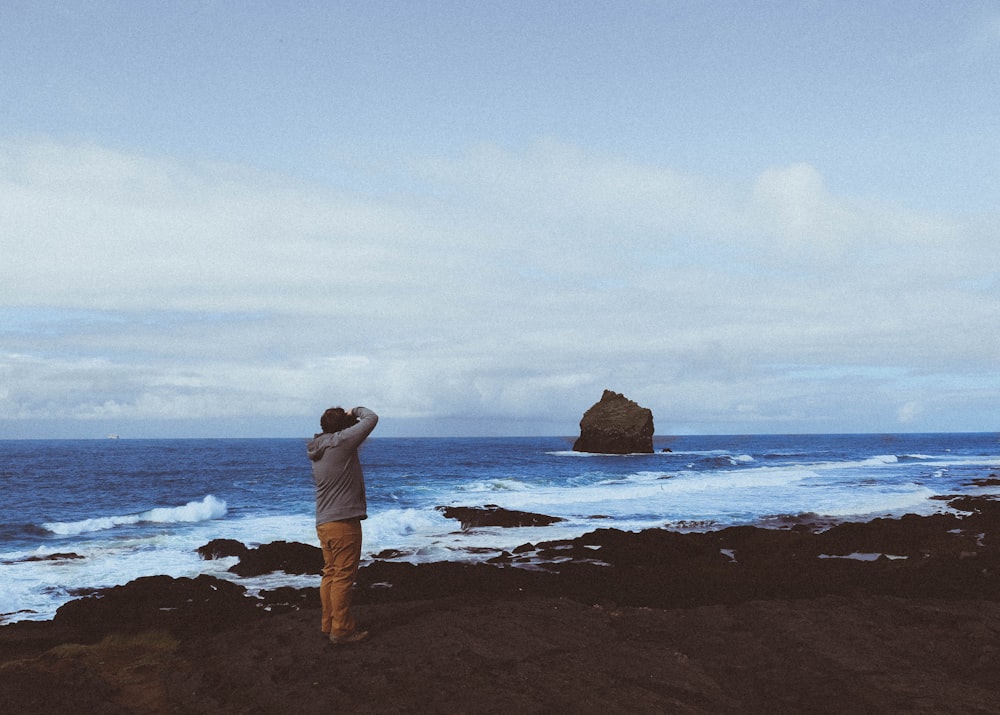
[{"xmin": 106, "ymin": 433, "xmax": 120, "ymax": 439}]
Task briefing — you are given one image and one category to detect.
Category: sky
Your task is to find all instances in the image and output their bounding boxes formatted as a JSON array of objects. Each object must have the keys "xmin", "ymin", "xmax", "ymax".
[{"xmin": 1, "ymin": 1, "xmax": 999, "ymax": 438}]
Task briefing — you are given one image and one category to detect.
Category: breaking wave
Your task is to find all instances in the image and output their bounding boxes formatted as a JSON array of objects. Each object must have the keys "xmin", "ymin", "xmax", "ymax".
[{"xmin": 42, "ymin": 495, "xmax": 227, "ymax": 536}]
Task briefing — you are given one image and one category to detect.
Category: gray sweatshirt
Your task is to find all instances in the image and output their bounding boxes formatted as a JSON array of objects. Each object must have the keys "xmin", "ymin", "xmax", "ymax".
[{"xmin": 306, "ymin": 407, "xmax": 378, "ymax": 526}]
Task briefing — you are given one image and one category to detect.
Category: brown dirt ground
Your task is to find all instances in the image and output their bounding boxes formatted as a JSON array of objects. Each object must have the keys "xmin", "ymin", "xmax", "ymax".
[{"xmin": 4, "ymin": 594, "xmax": 1000, "ymax": 714}]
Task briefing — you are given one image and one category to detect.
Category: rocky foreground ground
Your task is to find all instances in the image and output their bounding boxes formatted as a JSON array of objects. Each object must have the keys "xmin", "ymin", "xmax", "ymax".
[{"xmin": 2, "ymin": 491, "xmax": 1000, "ymax": 714}]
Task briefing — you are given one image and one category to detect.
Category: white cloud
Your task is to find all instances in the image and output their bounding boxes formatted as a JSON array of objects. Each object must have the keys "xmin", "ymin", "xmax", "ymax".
[
  {"xmin": 1, "ymin": 138, "xmax": 998, "ymax": 435},
  {"xmin": 749, "ymin": 162, "xmax": 848, "ymax": 255},
  {"xmin": 897, "ymin": 401, "xmax": 923, "ymax": 424},
  {"xmin": 0, "ymin": 140, "xmax": 419, "ymax": 314}
]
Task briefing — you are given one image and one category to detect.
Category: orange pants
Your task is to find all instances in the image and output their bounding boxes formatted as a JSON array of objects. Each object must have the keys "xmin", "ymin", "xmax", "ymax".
[{"xmin": 316, "ymin": 518, "xmax": 363, "ymax": 636}]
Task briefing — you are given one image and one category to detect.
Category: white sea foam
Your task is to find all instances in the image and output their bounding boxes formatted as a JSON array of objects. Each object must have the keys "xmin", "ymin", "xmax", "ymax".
[
  {"xmin": 364, "ymin": 507, "xmax": 454, "ymax": 548},
  {"xmin": 42, "ymin": 495, "xmax": 227, "ymax": 535},
  {"xmin": 902, "ymin": 456, "xmax": 1000, "ymax": 468},
  {"xmin": 800, "ymin": 486, "xmax": 938, "ymax": 518},
  {"xmin": 143, "ymin": 496, "xmax": 227, "ymax": 523},
  {"xmin": 423, "ymin": 462, "xmax": 947, "ymax": 536},
  {"xmin": 859, "ymin": 455, "xmax": 899, "ymax": 466},
  {"xmin": 205, "ymin": 513, "xmax": 315, "ymax": 547},
  {"xmin": 1, "ymin": 533, "xmax": 235, "ymax": 622},
  {"xmin": 794, "ymin": 453, "xmax": 1000, "ymax": 474},
  {"xmin": 440, "ymin": 467, "xmax": 812, "ymax": 524},
  {"xmin": 454, "ymin": 478, "xmax": 533, "ymax": 493}
]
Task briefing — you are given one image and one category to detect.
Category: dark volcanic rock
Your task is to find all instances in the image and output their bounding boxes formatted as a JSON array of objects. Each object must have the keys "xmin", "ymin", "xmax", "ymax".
[
  {"xmin": 356, "ymin": 496, "xmax": 1000, "ymax": 609},
  {"xmin": 19, "ymin": 552, "xmax": 85, "ymax": 563},
  {"xmin": 355, "ymin": 560, "xmax": 545, "ymax": 603},
  {"xmin": 196, "ymin": 538, "xmax": 248, "ymax": 560},
  {"xmin": 967, "ymin": 476, "xmax": 1000, "ymax": 487},
  {"xmin": 47, "ymin": 495, "xmax": 1000, "ymax": 646},
  {"xmin": 437, "ymin": 505, "xmax": 565, "ymax": 529},
  {"xmin": 950, "ymin": 494, "xmax": 1000, "ymax": 518},
  {"xmin": 228, "ymin": 540, "xmax": 323, "ymax": 577},
  {"xmin": 372, "ymin": 548, "xmax": 411, "ymax": 560},
  {"xmin": 53, "ymin": 575, "xmax": 262, "ymax": 639},
  {"xmin": 257, "ymin": 586, "xmax": 319, "ymax": 613},
  {"xmin": 573, "ymin": 389, "xmax": 654, "ymax": 454}
]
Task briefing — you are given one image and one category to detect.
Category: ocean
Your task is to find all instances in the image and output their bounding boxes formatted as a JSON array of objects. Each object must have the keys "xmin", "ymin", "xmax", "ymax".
[{"xmin": 2, "ymin": 432, "xmax": 999, "ymax": 624}]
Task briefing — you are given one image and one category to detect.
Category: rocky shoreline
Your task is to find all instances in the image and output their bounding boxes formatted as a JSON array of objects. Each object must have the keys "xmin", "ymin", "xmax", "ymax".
[{"xmin": 3, "ymin": 493, "xmax": 1000, "ymax": 713}]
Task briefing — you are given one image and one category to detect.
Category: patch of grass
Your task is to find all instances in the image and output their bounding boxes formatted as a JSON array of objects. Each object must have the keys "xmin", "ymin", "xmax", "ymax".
[
  {"xmin": 49, "ymin": 630, "xmax": 180, "ymax": 660},
  {"xmin": 4, "ymin": 630, "xmax": 185, "ymax": 713}
]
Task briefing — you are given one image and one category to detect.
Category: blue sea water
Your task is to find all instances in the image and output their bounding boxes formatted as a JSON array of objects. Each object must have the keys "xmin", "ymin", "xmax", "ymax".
[{"xmin": 2, "ymin": 433, "xmax": 999, "ymax": 623}]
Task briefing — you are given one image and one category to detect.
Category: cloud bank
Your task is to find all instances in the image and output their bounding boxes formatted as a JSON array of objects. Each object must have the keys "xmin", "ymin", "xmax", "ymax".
[{"xmin": 1, "ymin": 138, "xmax": 997, "ymax": 437}]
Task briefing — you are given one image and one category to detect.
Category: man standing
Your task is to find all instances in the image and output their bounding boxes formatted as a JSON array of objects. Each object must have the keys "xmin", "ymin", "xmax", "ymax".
[{"xmin": 307, "ymin": 405, "xmax": 378, "ymax": 645}]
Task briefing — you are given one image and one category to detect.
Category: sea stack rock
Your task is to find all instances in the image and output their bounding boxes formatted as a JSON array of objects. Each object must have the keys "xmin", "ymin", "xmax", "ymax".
[{"xmin": 573, "ymin": 390, "xmax": 655, "ymax": 454}]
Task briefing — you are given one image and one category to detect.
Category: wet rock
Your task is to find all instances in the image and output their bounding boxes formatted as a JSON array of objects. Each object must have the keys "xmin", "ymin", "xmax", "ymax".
[
  {"xmin": 966, "ymin": 477, "xmax": 1000, "ymax": 487},
  {"xmin": 228, "ymin": 540, "xmax": 323, "ymax": 577},
  {"xmin": 19, "ymin": 552, "xmax": 85, "ymax": 563},
  {"xmin": 372, "ymin": 548, "xmax": 410, "ymax": 560},
  {"xmin": 53, "ymin": 575, "xmax": 262, "ymax": 639},
  {"xmin": 355, "ymin": 560, "xmax": 544, "ymax": 603},
  {"xmin": 196, "ymin": 538, "xmax": 248, "ymax": 560},
  {"xmin": 814, "ymin": 513, "xmax": 972, "ymax": 558},
  {"xmin": 950, "ymin": 495, "xmax": 1000, "ymax": 518},
  {"xmin": 436, "ymin": 505, "xmax": 565, "ymax": 529},
  {"xmin": 258, "ymin": 586, "xmax": 318, "ymax": 613}
]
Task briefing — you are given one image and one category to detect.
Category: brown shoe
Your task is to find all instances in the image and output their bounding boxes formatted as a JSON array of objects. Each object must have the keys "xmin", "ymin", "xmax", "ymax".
[{"xmin": 329, "ymin": 629, "xmax": 369, "ymax": 645}]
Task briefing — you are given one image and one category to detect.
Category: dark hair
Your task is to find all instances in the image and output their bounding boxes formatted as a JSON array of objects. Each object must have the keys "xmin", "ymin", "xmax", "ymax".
[{"xmin": 320, "ymin": 407, "xmax": 358, "ymax": 434}]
